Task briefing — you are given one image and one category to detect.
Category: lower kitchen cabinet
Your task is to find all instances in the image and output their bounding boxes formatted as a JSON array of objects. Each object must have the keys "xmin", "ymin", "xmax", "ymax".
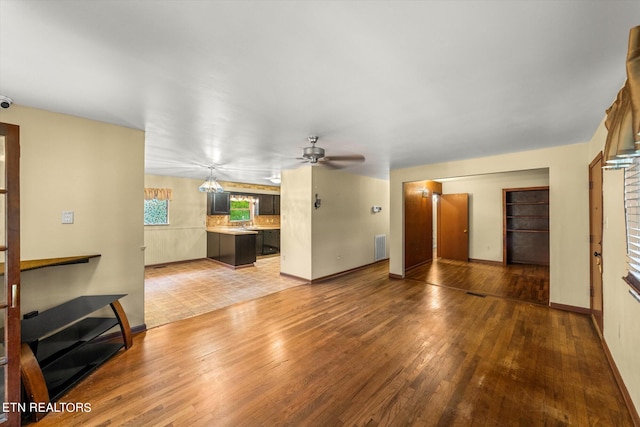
[
  {"xmin": 207, "ymin": 231, "xmax": 256, "ymax": 267},
  {"xmin": 207, "ymin": 231, "xmax": 220, "ymax": 259},
  {"xmin": 220, "ymin": 233, "xmax": 256, "ymax": 266},
  {"xmin": 255, "ymin": 230, "xmax": 264, "ymax": 255},
  {"xmin": 262, "ymin": 229, "xmax": 280, "ymax": 255}
]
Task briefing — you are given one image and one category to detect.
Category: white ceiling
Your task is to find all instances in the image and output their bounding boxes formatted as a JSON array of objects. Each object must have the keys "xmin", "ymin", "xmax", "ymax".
[{"xmin": 1, "ymin": 1, "xmax": 638, "ymax": 185}]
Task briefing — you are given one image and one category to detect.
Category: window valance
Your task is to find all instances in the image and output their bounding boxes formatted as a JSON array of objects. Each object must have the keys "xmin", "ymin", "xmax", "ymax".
[
  {"xmin": 144, "ymin": 188, "xmax": 173, "ymax": 200},
  {"xmin": 603, "ymin": 26, "xmax": 640, "ymax": 168}
]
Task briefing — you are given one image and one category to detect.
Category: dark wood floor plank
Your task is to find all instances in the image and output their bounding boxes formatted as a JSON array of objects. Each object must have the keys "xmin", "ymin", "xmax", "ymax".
[
  {"xmin": 406, "ymin": 258, "xmax": 550, "ymax": 305},
  {"xmin": 25, "ymin": 260, "xmax": 632, "ymax": 426}
]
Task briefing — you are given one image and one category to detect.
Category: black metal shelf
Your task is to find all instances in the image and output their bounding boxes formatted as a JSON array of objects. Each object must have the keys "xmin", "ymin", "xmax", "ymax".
[
  {"xmin": 35, "ymin": 317, "xmax": 120, "ymax": 368},
  {"xmin": 20, "ymin": 294, "xmax": 132, "ymax": 421},
  {"xmin": 22, "ymin": 295, "xmax": 125, "ymax": 343},
  {"xmin": 42, "ymin": 341, "xmax": 124, "ymax": 401}
]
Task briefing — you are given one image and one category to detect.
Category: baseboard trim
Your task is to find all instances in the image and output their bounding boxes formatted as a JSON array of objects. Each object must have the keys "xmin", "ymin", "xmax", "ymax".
[
  {"xmin": 468, "ymin": 258, "xmax": 503, "ymax": 266},
  {"xmin": 389, "ymin": 273, "xmax": 404, "ymax": 279},
  {"xmin": 310, "ymin": 259, "xmax": 389, "ymax": 284},
  {"xmin": 600, "ymin": 331, "xmax": 640, "ymax": 426},
  {"xmin": 206, "ymin": 257, "xmax": 255, "ymax": 269},
  {"xmin": 146, "ymin": 258, "xmax": 208, "ymax": 268},
  {"xmin": 405, "ymin": 259, "xmax": 432, "ymax": 272},
  {"xmin": 94, "ymin": 323, "xmax": 147, "ymax": 343},
  {"xmin": 548, "ymin": 302, "xmax": 591, "ymax": 315},
  {"xmin": 278, "ymin": 271, "xmax": 310, "ymax": 283}
]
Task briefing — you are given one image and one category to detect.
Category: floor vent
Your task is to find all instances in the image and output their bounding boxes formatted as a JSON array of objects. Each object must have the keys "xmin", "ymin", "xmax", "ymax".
[{"xmin": 375, "ymin": 234, "xmax": 386, "ymax": 261}]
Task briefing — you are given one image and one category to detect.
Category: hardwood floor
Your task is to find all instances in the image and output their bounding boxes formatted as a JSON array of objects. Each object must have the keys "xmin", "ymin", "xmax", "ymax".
[
  {"xmin": 145, "ymin": 256, "xmax": 306, "ymax": 328},
  {"xmin": 405, "ymin": 258, "xmax": 550, "ymax": 305},
  {"xmin": 27, "ymin": 261, "xmax": 633, "ymax": 426}
]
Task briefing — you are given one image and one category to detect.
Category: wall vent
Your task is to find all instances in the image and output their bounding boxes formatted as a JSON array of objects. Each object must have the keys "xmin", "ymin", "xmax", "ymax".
[{"xmin": 375, "ymin": 234, "xmax": 386, "ymax": 261}]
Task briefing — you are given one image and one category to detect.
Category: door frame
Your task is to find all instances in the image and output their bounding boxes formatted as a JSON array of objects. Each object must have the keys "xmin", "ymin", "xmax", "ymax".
[
  {"xmin": 0, "ymin": 122, "xmax": 21, "ymax": 427},
  {"xmin": 589, "ymin": 152, "xmax": 604, "ymax": 333}
]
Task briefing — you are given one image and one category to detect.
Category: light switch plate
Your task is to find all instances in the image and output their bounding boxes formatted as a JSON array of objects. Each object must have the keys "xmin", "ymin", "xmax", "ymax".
[{"xmin": 62, "ymin": 211, "xmax": 74, "ymax": 224}]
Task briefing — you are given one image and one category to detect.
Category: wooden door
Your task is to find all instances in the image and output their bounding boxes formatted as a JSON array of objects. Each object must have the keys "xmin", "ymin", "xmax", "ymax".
[
  {"xmin": 0, "ymin": 122, "xmax": 21, "ymax": 426},
  {"xmin": 403, "ymin": 182, "xmax": 433, "ymax": 269},
  {"xmin": 589, "ymin": 153, "xmax": 604, "ymax": 333},
  {"xmin": 438, "ymin": 193, "xmax": 469, "ymax": 261}
]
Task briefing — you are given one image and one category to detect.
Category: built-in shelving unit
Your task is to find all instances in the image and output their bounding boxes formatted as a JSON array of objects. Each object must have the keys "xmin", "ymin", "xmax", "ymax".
[
  {"xmin": 20, "ymin": 293, "xmax": 132, "ymax": 421},
  {"xmin": 503, "ymin": 187, "xmax": 549, "ymax": 265}
]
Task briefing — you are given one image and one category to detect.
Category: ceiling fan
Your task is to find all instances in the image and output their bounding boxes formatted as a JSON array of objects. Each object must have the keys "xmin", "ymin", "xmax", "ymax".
[{"xmin": 298, "ymin": 136, "xmax": 365, "ymax": 168}]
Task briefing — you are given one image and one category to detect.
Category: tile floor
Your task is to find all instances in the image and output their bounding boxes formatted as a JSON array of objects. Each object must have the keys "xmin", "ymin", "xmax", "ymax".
[{"xmin": 144, "ymin": 256, "xmax": 308, "ymax": 328}]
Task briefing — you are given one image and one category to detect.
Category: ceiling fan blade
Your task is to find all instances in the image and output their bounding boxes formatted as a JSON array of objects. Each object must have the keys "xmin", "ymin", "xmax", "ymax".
[
  {"xmin": 317, "ymin": 159, "xmax": 342, "ymax": 169},
  {"xmin": 322, "ymin": 154, "xmax": 365, "ymax": 162}
]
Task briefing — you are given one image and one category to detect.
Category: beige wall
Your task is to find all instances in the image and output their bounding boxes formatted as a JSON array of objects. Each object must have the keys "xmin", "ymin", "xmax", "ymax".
[
  {"xmin": 280, "ymin": 166, "xmax": 313, "ymax": 279},
  {"xmin": 390, "ymin": 142, "xmax": 591, "ymax": 308},
  {"xmin": 144, "ymin": 174, "xmax": 208, "ymax": 265},
  {"xmin": 311, "ymin": 167, "xmax": 389, "ymax": 279},
  {"xmin": 588, "ymin": 119, "xmax": 640, "ymax": 412},
  {"xmin": 440, "ymin": 169, "xmax": 549, "ymax": 262},
  {"xmin": 0, "ymin": 105, "xmax": 146, "ymax": 327},
  {"xmin": 281, "ymin": 166, "xmax": 390, "ymax": 281}
]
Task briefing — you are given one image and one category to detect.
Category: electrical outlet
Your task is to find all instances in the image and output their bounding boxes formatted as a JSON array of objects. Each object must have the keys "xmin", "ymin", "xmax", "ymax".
[{"xmin": 62, "ymin": 211, "xmax": 74, "ymax": 224}]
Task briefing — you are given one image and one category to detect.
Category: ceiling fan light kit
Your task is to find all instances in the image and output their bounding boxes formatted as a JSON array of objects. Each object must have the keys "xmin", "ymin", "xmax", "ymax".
[{"xmin": 299, "ymin": 136, "xmax": 365, "ymax": 168}]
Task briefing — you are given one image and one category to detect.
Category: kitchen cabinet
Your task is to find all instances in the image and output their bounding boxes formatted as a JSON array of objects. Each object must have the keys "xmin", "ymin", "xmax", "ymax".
[
  {"xmin": 208, "ymin": 192, "xmax": 230, "ymax": 215},
  {"xmin": 255, "ymin": 230, "xmax": 264, "ymax": 255},
  {"xmin": 207, "ymin": 232, "xmax": 220, "ymax": 259},
  {"xmin": 207, "ymin": 230, "xmax": 256, "ymax": 267},
  {"xmin": 274, "ymin": 195, "xmax": 280, "ymax": 215},
  {"xmin": 257, "ymin": 194, "xmax": 280, "ymax": 215},
  {"xmin": 258, "ymin": 194, "xmax": 274, "ymax": 215},
  {"xmin": 252, "ymin": 229, "xmax": 281, "ymax": 255},
  {"xmin": 262, "ymin": 229, "xmax": 280, "ymax": 255}
]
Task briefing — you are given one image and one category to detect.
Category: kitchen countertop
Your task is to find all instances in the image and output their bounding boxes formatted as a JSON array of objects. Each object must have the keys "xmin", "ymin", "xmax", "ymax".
[
  {"xmin": 207, "ymin": 225, "xmax": 280, "ymax": 235},
  {"xmin": 207, "ymin": 227, "xmax": 258, "ymax": 235}
]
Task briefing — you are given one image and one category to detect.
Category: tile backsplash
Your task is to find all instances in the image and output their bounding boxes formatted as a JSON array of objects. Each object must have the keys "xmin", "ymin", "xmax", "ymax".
[{"xmin": 207, "ymin": 215, "xmax": 280, "ymax": 228}]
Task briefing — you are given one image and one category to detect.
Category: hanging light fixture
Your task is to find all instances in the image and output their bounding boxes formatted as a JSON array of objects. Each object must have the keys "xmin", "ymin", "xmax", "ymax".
[{"xmin": 198, "ymin": 166, "xmax": 224, "ymax": 193}]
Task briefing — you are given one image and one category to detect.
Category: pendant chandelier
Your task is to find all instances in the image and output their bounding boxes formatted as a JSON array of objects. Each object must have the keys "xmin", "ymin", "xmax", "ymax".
[{"xmin": 198, "ymin": 166, "xmax": 224, "ymax": 193}]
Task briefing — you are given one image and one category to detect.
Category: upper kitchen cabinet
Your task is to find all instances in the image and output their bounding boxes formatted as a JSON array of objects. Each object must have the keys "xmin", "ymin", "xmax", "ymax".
[
  {"xmin": 274, "ymin": 195, "xmax": 280, "ymax": 215},
  {"xmin": 208, "ymin": 192, "xmax": 230, "ymax": 215},
  {"xmin": 258, "ymin": 194, "xmax": 280, "ymax": 215}
]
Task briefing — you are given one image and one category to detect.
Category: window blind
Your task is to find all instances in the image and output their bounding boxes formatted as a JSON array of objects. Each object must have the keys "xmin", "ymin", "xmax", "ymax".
[{"xmin": 624, "ymin": 159, "xmax": 640, "ymax": 291}]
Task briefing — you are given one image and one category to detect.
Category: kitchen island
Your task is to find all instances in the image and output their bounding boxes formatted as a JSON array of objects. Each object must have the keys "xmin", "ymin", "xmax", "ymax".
[{"xmin": 207, "ymin": 227, "xmax": 258, "ymax": 268}]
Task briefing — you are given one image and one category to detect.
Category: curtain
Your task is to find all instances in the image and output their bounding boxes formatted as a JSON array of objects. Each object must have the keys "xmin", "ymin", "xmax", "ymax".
[{"xmin": 144, "ymin": 188, "xmax": 173, "ymax": 200}]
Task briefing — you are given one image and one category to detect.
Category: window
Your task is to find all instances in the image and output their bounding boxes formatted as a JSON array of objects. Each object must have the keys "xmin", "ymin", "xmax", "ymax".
[
  {"xmin": 144, "ymin": 198, "xmax": 169, "ymax": 225},
  {"xmin": 229, "ymin": 198, "xmax": 251, "ymax": 222},
  {"xmin": 624, "ymin": 158, "xmax": 640, "ymax": 292}
]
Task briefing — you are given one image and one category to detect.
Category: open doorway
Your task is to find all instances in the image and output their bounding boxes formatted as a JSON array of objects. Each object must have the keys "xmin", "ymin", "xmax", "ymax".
[{"xmin": 404, "ymin": 169, "xmax": 550, "ymax": 305}]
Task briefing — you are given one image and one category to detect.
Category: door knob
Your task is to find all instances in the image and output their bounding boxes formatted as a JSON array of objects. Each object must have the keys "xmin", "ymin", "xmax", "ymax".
[{"xmin": 594, "ymin": 251, "xmax": 601, "ymax": 257}]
